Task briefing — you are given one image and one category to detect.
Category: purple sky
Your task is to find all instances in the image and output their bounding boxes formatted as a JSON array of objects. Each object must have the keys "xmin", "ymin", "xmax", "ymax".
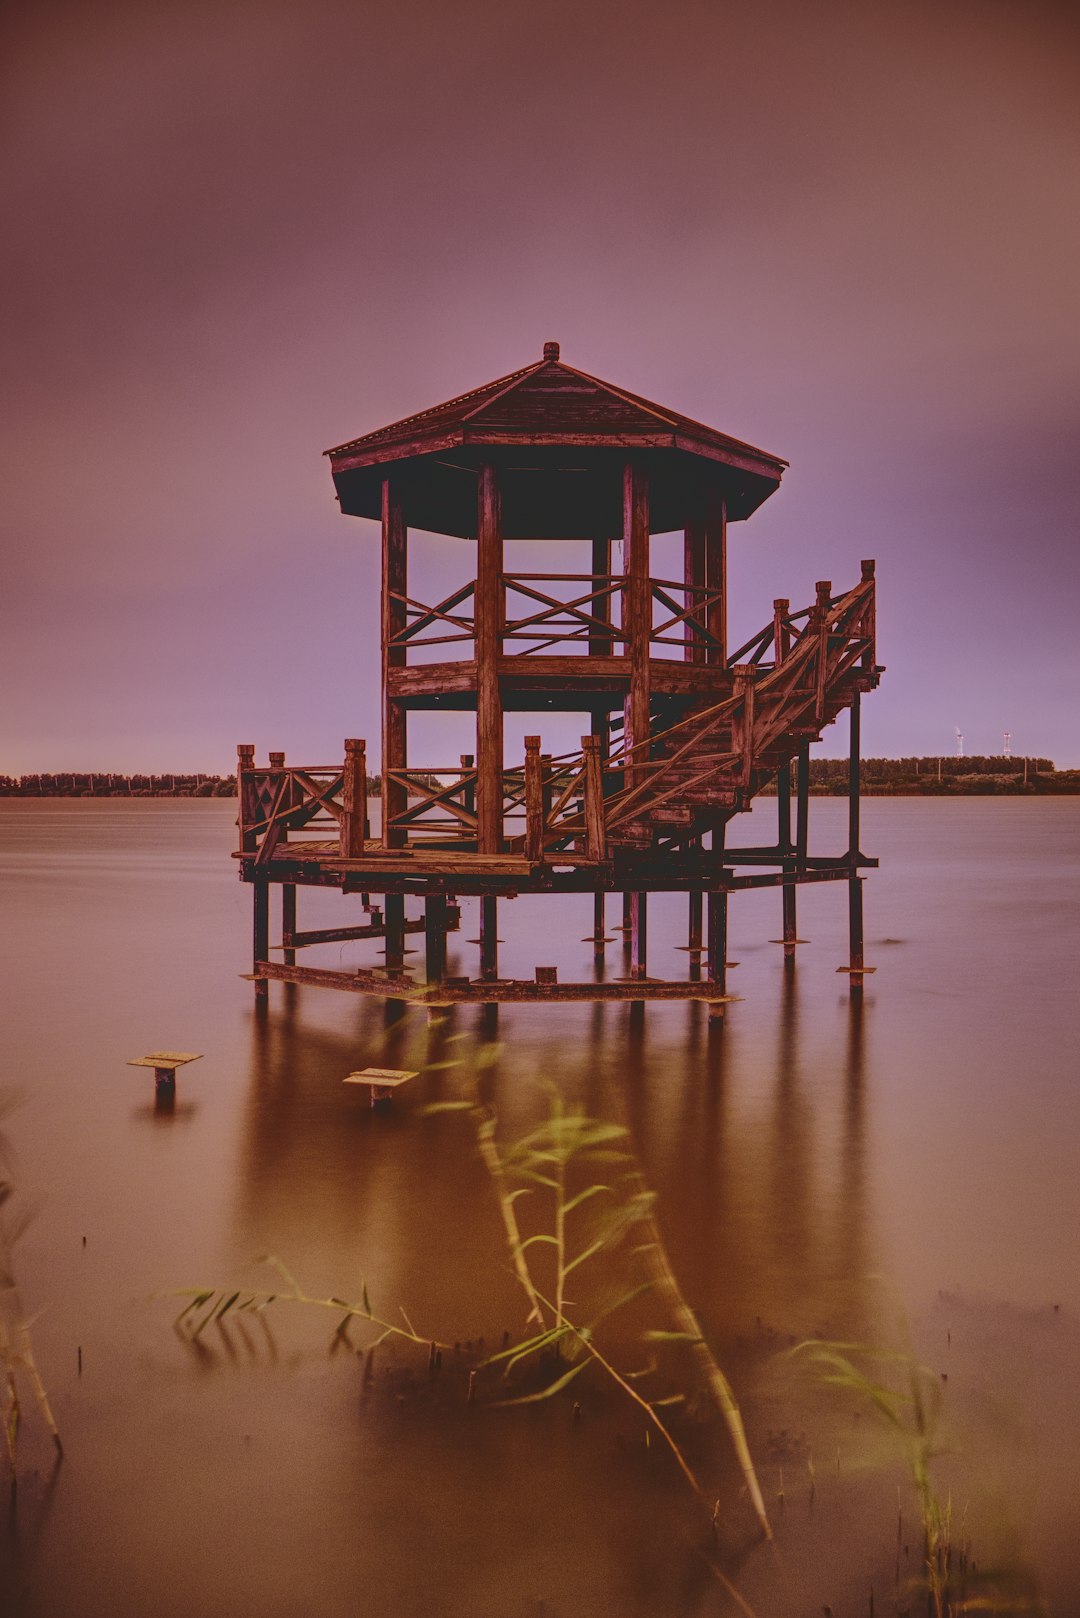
[{"xmin": 4, "ymin": 0, "xmax": 1079, "ymax": 772}]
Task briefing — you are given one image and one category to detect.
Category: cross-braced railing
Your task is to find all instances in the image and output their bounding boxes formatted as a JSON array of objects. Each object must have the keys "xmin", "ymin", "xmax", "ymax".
[{"xmin": 239, "ymin": 564, "xmax": 876, "ymax": 866}]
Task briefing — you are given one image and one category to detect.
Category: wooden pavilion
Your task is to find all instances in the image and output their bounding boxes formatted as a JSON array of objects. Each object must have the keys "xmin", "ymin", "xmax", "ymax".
[{"xmin": 236, "ymin": 343, "xmax": 881, "ymax": 1011}]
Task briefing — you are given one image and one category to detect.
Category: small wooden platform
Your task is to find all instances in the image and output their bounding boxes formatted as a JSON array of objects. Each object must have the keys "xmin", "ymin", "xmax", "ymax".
[{"xmin": 344, "ymin": 1067, "xmax": 419, "ymax": 1104}]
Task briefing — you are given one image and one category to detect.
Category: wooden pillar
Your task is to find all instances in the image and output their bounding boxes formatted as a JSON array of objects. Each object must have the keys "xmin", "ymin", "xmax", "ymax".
[
  {"xmin": 425, "ymin": 894, "xmax": 449, "ymax": 984},
  {"xmin": 704, "ymin": 489, "xmax": 727, "ymax": 666},
  {"xmin": 688, "ymin": 886, "xmax": 703, "ymax": 952},
  {"xmin": 581, "ymin": 734, "xmax": 606, "ymax": 862},
  {"xmin": 630, "ymin": 891, "xmax": 648, "ymax": 981},
  {"xmin": 848, "ymin": 687, "xmax": 864, "ymax": 989},
  {"xmin": 384, "ymin": 892, "xmax": 406, "ymax": 973},
  {"xmin": 480, "ymin": 895, "xmax": 498, "ymax": 982},
  {"xmin": 253, "ymin": 874, "xmax": 270, "ymax": 1001},
  {"xmin": 524, "ymin": 736, "xmax": 543, "ymax": 863},
  {"xmin": 281, "ymin": 883, "xmax": 296, "ymax": 966},
  {"xmin": 684, "ymin": 509, "xmax": 705, "ymax": 664},
  {"xmin": 847, "ymin": 688, "xmax": 862, "ymax": 862},
  {"xmin": 591, "ymin": 891, "xmax": 606, "ymax": 960},
  {"xmin": 382, "ymin": 479, "xmax": 408, "ymax": 849},
  {"xmin": 706, "ymin": 889, "xmax": 727, "ymax": 1019},
  {"xmin": 460, "ymin": 753, "xmax": 475, "ymax": 822},
  {"xmin": 795, "ymin": 743, "xmax": 810, "ymax": 869},
  {"xmin": 342, "ymin": 738, "xmax": 367, "ymax": 858},
  {"xmin": 476, "ymin": 463, "xmax": 504, "ymax": 853},
  {"xmin": 623, "ymin": 458, "xmax": 651, "ymax": 785},
  {"xmin": 236, "ymin": 744, "xmax": 256, "ymax": 853},
  {"xmin": 590, "ymin": 537, "xmax": 613, "ymax": 659}
]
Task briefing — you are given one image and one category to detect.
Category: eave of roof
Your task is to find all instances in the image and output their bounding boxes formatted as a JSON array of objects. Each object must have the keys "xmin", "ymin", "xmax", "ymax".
[{"xmin": 324, "ymin": 347, "xmax": 787, "ymax": 477}]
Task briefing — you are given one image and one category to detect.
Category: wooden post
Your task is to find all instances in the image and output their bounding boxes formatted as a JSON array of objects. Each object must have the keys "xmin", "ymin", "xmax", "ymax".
[
  {"xmin": 342, "ymin": 738, "xmax": 367, "ymax": 858},
  {"xmin": 425, "ymin": 894, "xmax": 449, "ymax": 984},
  {"xmin": 688, "ymin": 889, "xmax": 703, "ymax": 952},
  {"xmin": 480, "ymin": 895, "xmax": 498, "ymax": 982},
  {"xmin": 860, "ymin": 559, "xmax": 876, "ymax": 673},
  {"xmin": 847, "ymin": 687, "xmax": 864, "ymax": 990},
  {"xmin": 684, "ymin": 508, "xmax": 705, "ymax": 665},
  {"xmin": 476, "ymin": 463, "xmax": 504, "ymax": 853},
  {"xmin": 705, "ymin": 489, "xmax": 727, "ymax": 666},
  {"xmin": 282, "ymin": 883, "xmax": 296, "ymax": 966},
  {"xmin": 524, "ymin": 735, "xmax": 543, "ymax": 862},
  {"xmin": 253, "ymin": 873, "xmax": 270, "ymax": 1001},
  {"xmin": 384, "ymin": 892, "xmax": 406, "ymax": 973},
  {"xmin": 591, "ymin": 891, "xmax": 606, "ymax": 960},
  {"xmin": 236, "ymin": 744, "xmax": 256, "ymax": 853},
  {"xmin": 630, "ymin": 891, "xmax": 648, "ymax": 981},
  {"xmin": 382, "ymin": 478, "xmax": 408, "ymax": 849},
  {"xmin": 814, "ymin": 579, "xmax": 831, "ymax": 724},
  {"xmin": 706, "ymin": 888, "xmax": 727, "ymax": 1018},
  {"xmin": 581, "ymin": 734, "xmax": 607, "ymax": 862},
  {"xmin": 731, "ymin": 665, "xmax": 755, "ymax": 796},
  {"xmin": 847, "ymin": 688, "xmax": 861, "ymax": 863},
  {"xmin": 460, "ymin": 754, "xmax": 475, "ymax": 820},
  {"xmin": 795, "ymin": 743, "xmax": 810, "ymax": 870},
  {"xmin": 590, "ymin": 537, "xmax": 613, "ymax": 659},
  {"xmin": 623, "ymin": 458, "xmax": 650, "ymax": 787}
]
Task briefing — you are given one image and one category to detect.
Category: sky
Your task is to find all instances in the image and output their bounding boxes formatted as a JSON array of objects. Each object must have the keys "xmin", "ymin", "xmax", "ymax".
[{"xmin": 3, "ymin": 0, "xmax": 1079, "ymax": 772}]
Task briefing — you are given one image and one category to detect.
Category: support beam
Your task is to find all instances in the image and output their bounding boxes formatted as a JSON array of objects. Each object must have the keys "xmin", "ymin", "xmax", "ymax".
[
  {"xmin": 253, "ymin": 874, "xmax": 270, "ymax": 1000},
  {"xmin": 795, "ymin": 743, "xmax": 810, "ymax": 869},
  {"xmin": 683, "ymin": 510, "xmax": 705, "ymax": 665},
  {"xmin": 623, "ymin": 458, "xmax": 650, "ymax": 787},
  {"xmin": 282, "ymin": 883, "xmax": 296, "ymax": 966},
  {"xmin": 476, "ymin": 463, "xmax": 504, "ymax": 853},
  {"xmin": 704, "ymin": 489, "xmax": 727, "ymax": 666},
  {"xmin": 480, "ymin": 895, "xmax": 498, "ymax": 981},
  {"xmin": 381, "ymin": 479, "xmax": 408, "ymax": 849},
  {"xmin": 591, "ymin": 890, "xmax": 606, "ymax": 961},
  {"xmin": 706, "ymin": 889, "xmax": 728, "ymax": 1019},
  {"xmin": 630, "ymin": 891, "xmax": 648, "ymax": 980},
  {"xmin": 342, "ymin": 737, "xmax": 368, "ymax": 858},
  {"xmin": 425, "ymin": 894, "xmax": 449, "ymax": 984},
  {"xmin": 384, "ymin": 892, "xmax": 406, "ymax": 973},
  {"xmin": 590, "ymin": 537, "xmax": 613, "ymax": 659}
]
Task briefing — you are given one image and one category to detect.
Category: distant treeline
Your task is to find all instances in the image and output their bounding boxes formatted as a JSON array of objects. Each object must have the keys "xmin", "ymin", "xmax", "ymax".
[
  {"xmin": 774, "ymin": 756, "xmax": 1080, "ymax": 795},
  {"xmin": 0, "ymin": 772, "xmax": 431, "ymax": 798}
]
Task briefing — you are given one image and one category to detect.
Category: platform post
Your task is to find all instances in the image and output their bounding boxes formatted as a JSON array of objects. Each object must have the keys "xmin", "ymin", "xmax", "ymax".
[
  {"xmin": 705, "ymin": 489, "xmax": 727, "ymax": 665},
  {"xmin": 630, "ymin": 891, "xmax": 648, "ymax": 980},
  {"xmin": 384, "ymin": 892, "xmax": 406, "ymax": 973},
  {"xmin": 381, "ymin": 479, "xmax": 408, "ymax": 849},
  {"xmin": 282, "ymin": 883, "xmax": 296, "ymax": 966},
  {"xmin": 592, "ymin": 890, "xmax": 606, "ymax": 961},
  {"xmin": 795, "ymin": 743, "xmax": 810, "ymax": 869},
  {"xmin": 847, "ymin": 688, "xmax": 864, "ymax": 993},
  {"xmin": 236, "ymin": 744, "xmax": 256, "ymax": 854},
  {"xmin": 253, "ymin": 873, "xmax": 270, "ymax": 1000},
  {"xmin": 425, "ymin": 894, "xmax": 449, "ymax": 984},
  {"xmin": 623, "ymin": 457, "xmax": 650, "ymax": 788},
  {"xmin": 706, "ymin": 888, "xmax": 728, "ymax": 1019},
  {"xmin": 688, "ymin": 887, "xmax": 703, "ymax": 952},
  {"xmin": 480, "ymin": 895, "xmax": 498, "ymax": 981},
  {"xmin": 476, "ymin": 463, "xmax": 504, "ymax": 854},
  {"xmin": 342, "ymin": 738, "xmax": 368, "ymax": 858}
]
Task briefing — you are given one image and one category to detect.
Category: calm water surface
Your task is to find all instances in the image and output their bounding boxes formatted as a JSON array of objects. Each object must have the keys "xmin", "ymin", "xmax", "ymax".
[{"xmin": 1, "ymin": 797, "xmax": 1078, "ymax": 1616}]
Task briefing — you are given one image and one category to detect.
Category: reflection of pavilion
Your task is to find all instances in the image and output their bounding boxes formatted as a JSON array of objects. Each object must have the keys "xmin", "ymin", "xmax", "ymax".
[
  {"xmin": 235, "ymin": 343, "xmax": 882, "ymax": 1013},
  {"xmin": 230, "ymin": 973, "xmax": 877, "ymax": 1352}
]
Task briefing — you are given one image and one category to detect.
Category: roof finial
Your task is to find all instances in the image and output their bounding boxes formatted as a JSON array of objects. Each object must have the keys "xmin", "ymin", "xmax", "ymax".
[{"xmin": 543, "ymin": 341, "xmax": 560, "ymax": 361}]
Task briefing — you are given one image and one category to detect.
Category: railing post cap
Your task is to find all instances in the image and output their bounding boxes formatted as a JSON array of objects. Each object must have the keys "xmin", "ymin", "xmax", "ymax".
[
  {"xmin": 237, "ymin": 743, "xmax": 255, "ymax": 758},
  {"xmin": 773, "ymin": 597, "xmax": 789, "ymax": 610},
  {"xmin": 861, "ymin": 558, "xmax": 876, "ymax": 579},
  {"xmin": 815, "ymin": 579, "xmax": 832, "ymax": 595},
  {"xmin": 268, "ymin": 751, "xmax": 285, "ymax": 767},
  {"xmin": 524, "ymin": 734, "xmax": 541, "ymax": 750},
  {"xmin": 344, "ymin": 737, "xmax": 365, "ymax": 751}
]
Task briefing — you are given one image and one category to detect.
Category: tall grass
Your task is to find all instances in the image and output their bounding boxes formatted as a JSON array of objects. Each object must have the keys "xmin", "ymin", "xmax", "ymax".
[{"xmin": 0, "ymin": 1089, "xmax": 62, "ymax": 1478}]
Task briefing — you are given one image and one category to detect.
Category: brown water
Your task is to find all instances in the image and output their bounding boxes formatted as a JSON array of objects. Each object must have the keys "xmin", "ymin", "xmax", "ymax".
[{"xmin": 1, "ymin": 797, "xmax": 1078, "ymax": 1616}]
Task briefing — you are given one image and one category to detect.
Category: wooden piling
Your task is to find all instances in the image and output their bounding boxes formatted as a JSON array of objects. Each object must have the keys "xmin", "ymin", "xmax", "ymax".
[
  {"xmin": 425, "ymin": 894, "xmax": 449, "ymax": 984},
  {"xmin": 253, "ymin": 873, "xmax": 270, "ymax": 1000},
  {"xmin": 480, "ymin": 895, "xmax": 498, "ymax": 981}
]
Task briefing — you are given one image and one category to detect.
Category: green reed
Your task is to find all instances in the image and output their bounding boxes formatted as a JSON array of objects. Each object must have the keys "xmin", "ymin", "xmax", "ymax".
[{"xmin": 0, "ymin": 1088, "xmax": 62, "ymax": 1477}]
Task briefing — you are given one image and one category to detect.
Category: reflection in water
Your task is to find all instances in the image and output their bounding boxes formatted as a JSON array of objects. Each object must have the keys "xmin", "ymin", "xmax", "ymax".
[{"xmin": 3, "ymin": 799, "xmax": 1078, "ymax": 1616}]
